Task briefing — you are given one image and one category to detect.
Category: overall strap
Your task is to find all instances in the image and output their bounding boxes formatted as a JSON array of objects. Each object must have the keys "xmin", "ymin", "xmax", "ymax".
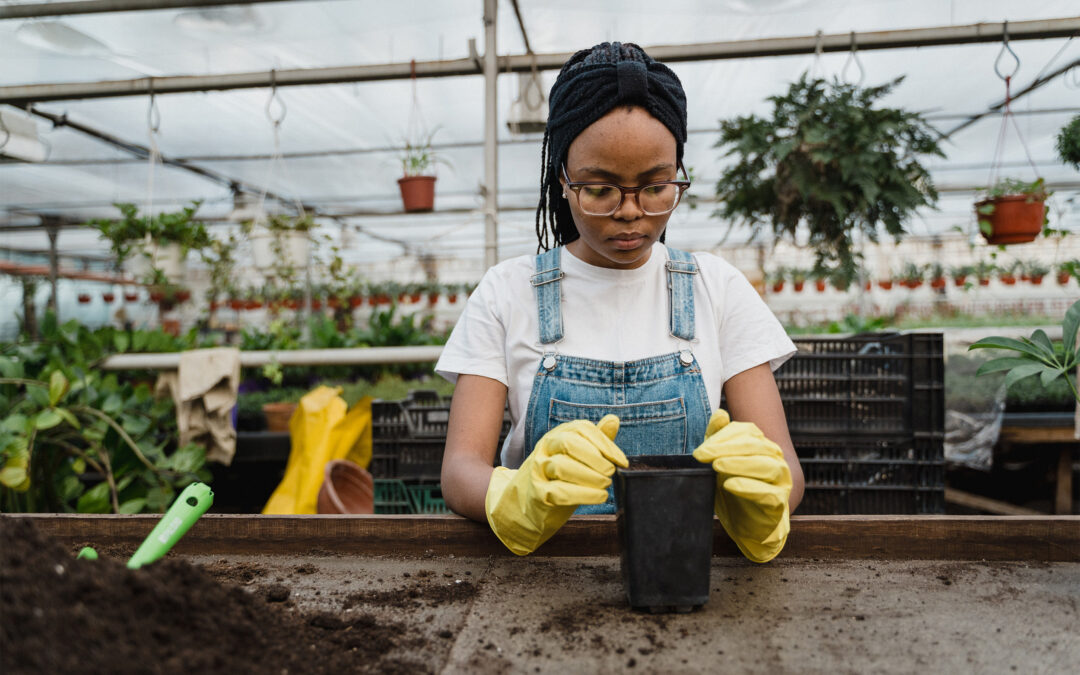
[
  {"xmin": 531, "ymin": 247, "xmax": 564, "ymax": 344},
  {"xmin": 665, "ymin": 246, "xmax": 698, "ymax": 341}
]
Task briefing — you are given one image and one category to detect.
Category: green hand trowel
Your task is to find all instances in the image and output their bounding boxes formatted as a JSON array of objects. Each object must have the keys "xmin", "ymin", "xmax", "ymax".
[{"xmin": 77, "ymin": 482, "xmax": 214, "ymax": 569}]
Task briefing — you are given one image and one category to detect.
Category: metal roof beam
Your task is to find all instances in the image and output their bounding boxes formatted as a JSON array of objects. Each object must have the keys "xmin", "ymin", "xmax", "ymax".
[
  {"xmin": 0, "ymin": 0, "xmax": 333, "ymax": 21},
  {"xmin": 1, "ymin": 17, "xmax": 1078, "ymax": 105}
]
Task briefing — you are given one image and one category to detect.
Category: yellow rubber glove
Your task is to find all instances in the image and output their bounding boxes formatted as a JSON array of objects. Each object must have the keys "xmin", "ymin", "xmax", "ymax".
[
  {"xmin": 692, "ymin": 409, "xmax": 792, "ymax": 563},
  {"xmin": 486, "ymin": 415, "xmax": 627, "ymax": 556}
]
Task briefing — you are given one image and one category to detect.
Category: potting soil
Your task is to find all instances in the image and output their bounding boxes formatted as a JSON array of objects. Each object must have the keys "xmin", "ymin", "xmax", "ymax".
[{"xmin": 0, "ymin": 518, "xmax": 431, "ymax": 674}]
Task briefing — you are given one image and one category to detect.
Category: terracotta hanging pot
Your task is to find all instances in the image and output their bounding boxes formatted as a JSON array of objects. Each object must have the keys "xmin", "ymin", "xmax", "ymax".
[
  {"xmin": 229, "ymin": 299, "xmax": 244, "ymax": 310},
  {"xmin": 428, "ymin": 292, "xmax": 440, "ymax": 304},
  {"xmin": 930, "ymin": 277, "xmax": 947, "ymax": 290},
  {"xmin": 814, "ymin": 280, "xmax": 827, "ymax": 292},
  {"xmin": 953, "ymin": 276, "xmax": 966, "ymax": 287},
  {"xmin": 447, "ymin": 293, "xmax": 459, "ymax": 303},
  {"xmin": 77, "ymin": 294, "xmax": 91, "ymax": 304},
  {"xmin": 975, "ymin": 195, "xmax": 1045, "ymax": 245},
  {"xmin": 771, "ymin": 281, "xmax": 784, "ymax": 293},
  {"xmin": 349, "ymin": 296, "xmax": 364, "ymax": 308},
  {"xmin": 409, "ymin": 292, "xmax": 422, "ymax": 303},
  {"xmin": 978, "ymin": 277, "xmax": 991, "ymax": 287},
  {"xmin": 102, "ymin": 292, "xmax": 115, "ymax": 303},
  {"xmin": 124, "ymin": 292, "xmax": 139, "ymax": 302},
  {"xmin": 1000, "ymin": 275, "xmax": 1017, "ymax": 285},
  {"xmin": 1029, "ymin": 275, "xmax": 1044, "ymax": 285},
  {"xmin": 1058, "ymin": 272, "xmax": 1071, "ymax": 285},
  {"xmin": 792, "ymin": 281, "xmax": 804, "ymax": 293},
  {"xmin": 397, "ymin": 175, "xmax": 436, "ymax": 212},
  {"xmin": 878, "ymin": 280, "xmax": 893, "ymax": 291}
]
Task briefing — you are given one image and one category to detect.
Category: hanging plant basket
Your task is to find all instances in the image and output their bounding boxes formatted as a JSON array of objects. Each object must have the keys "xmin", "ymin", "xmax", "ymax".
[
  {"xmin": 976, "ymin": 194, "xmax": 1045, "ymax": 245},
  {"xmin": 878, "ymin": 280, "xmax": 893, "ymax": 290},
  {"xmin": 814, "ymin": 280, "xmax": 827, "ymax": 292},
  {"xmin": 102, "ymin": 292, "xmax": 115, "ymax": 303},
  {"xmin": 349, "ymin": 296, "xmax": 364, "ymax": 308},
  {"xmin": 771, "ymin": 281, "xmax": 784, "ymax": 293},
  {"xmin": 124, "ymin": 292, "xmax": 139, "ymax": 302},
  {"xmin": 229, "ymin": 299, "xmax": 244, "ymax": 310},
  {"xmin": 930, "ymin": 277, "xmax": 947, "ymax": 290},
  {"xmin": 427, "ymin": 292, "xmax": 440, "ymax": 304},
  {"xmin": 77, "ymin": 294, "xmax": 91, "ymax": 304},
  {"xmin": 1058, "ymin": 272, "xmax": 1071, "ymax": 286},
  {"xmin": 447, "ymin": 293, "xmax": 459, "ymax": 303},
  {"xmin": 791, "ymin": 281, "xmax": 804, "ymax": 294},
  {"xmin": 953, "ymin": 276, "xmax": 966, "ymax": 287},
  {"xmin": 397, "ymin": 175, "xmax": 436, "ymax": 213}
]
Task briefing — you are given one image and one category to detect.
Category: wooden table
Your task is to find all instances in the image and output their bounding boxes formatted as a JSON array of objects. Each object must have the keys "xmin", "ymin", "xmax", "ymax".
[{"xmin": 999, "ymin": 412, "xmax": 1078, "ymax": 514}]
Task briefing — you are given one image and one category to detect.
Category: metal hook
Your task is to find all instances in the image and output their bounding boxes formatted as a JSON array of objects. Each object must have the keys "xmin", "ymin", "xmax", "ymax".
[
  {"xmin": 146, "ymin": 78, "xmax": 160, "ymax": 133},
  {"xmin": 265, "ymin": 69, "xmax": 286, "ymax": 127},
  {"xmin": 994, "ymin": 20, "xmax": 1020, "ymax": 81},
  {"xmin": 841, "ymin": 31, "xmax": 865, "ymax": 86}
]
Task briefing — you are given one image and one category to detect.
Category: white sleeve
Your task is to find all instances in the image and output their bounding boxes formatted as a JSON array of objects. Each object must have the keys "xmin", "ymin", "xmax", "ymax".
[
  {"xmin": 434, "ymin": 270, "xmax": 509, "ymax": 386},
  {"xmin": 714, "ymin": 262, "xmax": 797, "ymax": 382}
]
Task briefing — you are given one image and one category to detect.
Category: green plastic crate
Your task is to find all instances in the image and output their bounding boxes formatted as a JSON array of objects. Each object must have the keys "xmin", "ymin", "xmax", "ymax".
[
  {"xmin": 407, "ymin": 483, "xmax": 450, "ymax": 514},
  {"xmin": 374, "ymin": 479, "xmax": 414, "ymax": 514}
]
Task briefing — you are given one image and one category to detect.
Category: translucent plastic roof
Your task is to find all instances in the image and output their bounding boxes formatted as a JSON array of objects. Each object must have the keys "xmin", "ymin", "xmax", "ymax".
[{"xmin": 1, "ymin": 0, "xmax": 1079, "ymax": 271}]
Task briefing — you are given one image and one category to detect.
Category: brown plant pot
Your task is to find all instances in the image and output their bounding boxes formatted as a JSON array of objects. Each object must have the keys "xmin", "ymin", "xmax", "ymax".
[
  {"xmin": 409, "ymin": 292, "xmax": 422, "ymax": 303},
  {"xmin": 1000, "ymin": 275, "xmax": 1017, "ymax": 285},
  {"xmin": 428, "ymin": 293, "xmax": 440, "ymax": 304},
  {"xmin": 316, "ymin": 460, "xmax": 375, "ymax": 515},
  {"xmin": 863, "ymin": 281, "xmax": 871, "ymax": 291},
  {"xmin": 328, "ymin": 297, "xmax": 341, "ymax": 309},
  {"xmin": 1058, "ymin": 272, "xmax": 1071, "ymax": 285},
  {"xmin": 77, "ymin": 294, "xmax": 91, "ymax": 304},
  {"xmin": 124, "ymin": 293, "xmax": 139, "ymax": 302},
  {"xmin": 263, "ymin": 402, "xmax": 298, "ymax": 433},
  {"xmin": 229, "ymin": 299, "xmax": 244, "ymax": 310},
  {"xmin": 878, "ymin": 280, "xmax": 893, "ymax": 290},
  {"xmin": 102, "ymin": 293, "xmax": 115, "ymax": 303},
  {"xmin": 978, "ymin": 277, "xmax": 991, "ymax": 286},
  {"xmin": 814, "ymin": 280, "xmax": 827, "ymax": 292},
  {"xmin": 176, "ymin": 289, "xmax": 191, "ymax": 303},
  {"xmin": 1029, "ymin": 276, "xmax": 1044, "ymax": 285},
  {"xmin": 349, "ymin": 296, "xmax": 364, "ymax": 308},
  {"xmin": 771, "ymin": 282, "xmax": 784, "ymax": 293},
  {"xmin": 953, "ymin": 276, "xmax": 966, "ymax": 287},
  {"xmin": 792, "ymin": 281, "xmax": 804, "ymax": 293},
  {"xmin": 930, "ymin": 278, "xmax": 946, "ymax": 290},
  {"xmin": 448, "ymin": 293, "xmax": 459, "ymax": 303},
  {"xmin": 397, "ymin": 175, "xmax": 436, "ymax": 213},
  {"xmin": 976, "ymin": 195, "xmax": 1045, "ymax": 245}
]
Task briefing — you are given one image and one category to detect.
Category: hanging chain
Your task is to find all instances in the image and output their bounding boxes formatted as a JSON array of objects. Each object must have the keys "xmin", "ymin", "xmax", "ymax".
[
  {"xmin": 810, "ymin": 29, "xmax": 824, "ymax": 79},
  {"xmin": 257, "ymin": 69, "xmax": 306, "ymax": 223},
  {"xmin": 145, "ymin": 78, "xmax": 162, "ymax": 234},
  {"xmin": 987, "ymin": 21, "xmax": 1039, "ymax": 189}
]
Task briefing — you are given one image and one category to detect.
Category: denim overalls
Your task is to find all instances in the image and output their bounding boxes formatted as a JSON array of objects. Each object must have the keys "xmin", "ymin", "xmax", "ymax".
[{"xmin": 522, "ymin": 246, "xmax": 712, "ymax": 514}]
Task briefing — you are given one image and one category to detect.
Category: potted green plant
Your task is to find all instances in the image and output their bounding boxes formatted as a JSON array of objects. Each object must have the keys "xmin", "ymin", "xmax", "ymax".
[
  {"xmin": 928, "ymin": 262, "xmax": 947, "ymax": 290},
  {"xmin": 398, "ymin": 130, "xmax": 444, "ymax": 213},
  {"xmin": 1057, "ymin": 259, "xmax": 1079, "ymax": 286},
  {"xmin": 810, "ymin": 267, "xmax": 828, "ymax": 293},
  {"xmin": 973, "ymin": 259, "xmax": 995, "ymax": 286},
  {"xmin": 89, "ymin": 202, "xmax": 209, "ymax": 284},
  {"xmin": 897, "ymin": 262, "xmax": 924, "ymax": 289},
  {"xmin": 767, "ymin": 267, "xmax": 786, "ymax": 293},
  {"xmin": 975, "ymin": 178, "xmax": 1050, "ymax": 245},
  {"xmin": 1055, "ymin": 114, "xmax": 1080, "ymax": 171},
  {"xmin": 1023, "ymin": 260, "xmax": 1050, "ymax": 285},
  {"xmin": 968, "ymin": 298, "xmax": 1079, "ymax": 405},
  {"xmin": 713, "ymin": 75, "xmax": 943, "ymax": 283},
  {"xmin": 950, "ymin": 264, "xmax": 974, "ymax": 288},
  {"xmin": 246, "ymin": 214, "xmax": 314, "ymax": 280},
  {"xmin": 790, "ymin": 268, "xmax": 807, "ymax": 293},
  {"xmin": 998, "ymin": 260, "xmax": 1019, "ymax": 285}
]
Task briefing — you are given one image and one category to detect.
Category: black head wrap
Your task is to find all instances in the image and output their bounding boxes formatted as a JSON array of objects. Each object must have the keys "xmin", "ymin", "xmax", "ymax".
[{"xmin": 535, "ymin": 42, "xmax": 688, "ymax": 250}]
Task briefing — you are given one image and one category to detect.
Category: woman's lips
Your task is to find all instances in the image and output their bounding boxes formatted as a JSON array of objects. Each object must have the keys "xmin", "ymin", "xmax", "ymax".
[{"xmin": 611, "ymin": 235, "xmax": 646, "ymax": 251}]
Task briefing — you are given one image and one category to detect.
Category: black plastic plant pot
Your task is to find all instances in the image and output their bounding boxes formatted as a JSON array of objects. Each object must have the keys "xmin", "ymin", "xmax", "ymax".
[{"xmin": 614, "ymin": 454, "xmax": 716, "ymax": 613}]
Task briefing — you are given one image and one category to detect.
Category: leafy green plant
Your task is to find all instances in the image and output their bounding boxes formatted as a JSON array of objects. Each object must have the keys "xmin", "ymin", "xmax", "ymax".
[
  {"xmin": 1055, "ymin": 114, "xmax": 1080, "ymax": 171},
  {"xmin": 968, "ymin": 299, "xmax": 1080, "ymax": 404},
  {"xmin": 400, "ymin": 128, "xmax": 450, "ymax": 176},
  {"xmin": 713, "ymin": 74, "xmax": 943, "ymax": 280},
  {"xmin": 826, "ymin": 313, "xmax": 889, "ymax": 334},
  {"xmin": 978, "ymin": 177, "xmax": 1050, "ymax": 201}
]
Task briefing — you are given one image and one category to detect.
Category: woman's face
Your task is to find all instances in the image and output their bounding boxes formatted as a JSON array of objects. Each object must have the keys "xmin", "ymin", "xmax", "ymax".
[{"xmin": 561, "ymin": 106, "xmax": 679, "ymax": 270}]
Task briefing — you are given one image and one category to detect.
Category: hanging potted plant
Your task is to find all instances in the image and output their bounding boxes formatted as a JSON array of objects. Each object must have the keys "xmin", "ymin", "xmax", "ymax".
[
  {"xmin": 897, "ymin": 263, "xmax": 924, "ymax": 289},
  {"xmin": 425, "ymin": 281, "xmax": 441, "ymax": 305},
  {"xmin": 975, "ymin": 178, "xmax": 1050, "ymax": 246},
  {"xmin": 1057, "ymin": 260, "xmax": 1078, "ymax": 286},
  {"xmin": 973, "ymin": 260, "xmax": 994, "ymax": 287},
  {"xmin": 950, "ymin": 264, "xmax": 973, "ymax": 288},
  {"xmin": 1023, "ymin": 260, "xmax": 1049, "ymax": 285},
  {"xmin": 713, "ymin": 74, "xmax": 942, "ymax": 284},
  {"xmin": 397, "ymin": 130, "xmax": 441, "ymax": 213},
  {"xmin": 998, "ymin": 260, "xmax": 1019, "ymax": 285},
  {"xmin": 811, "ymin": 267, "xmax": 828, "ymax": 293},
  {"xmin": 246, "ymin": 213, "xmax": 314, "ymax": 276},
  {"xmin": 877, "ymin": 277, "xmax": 893, "ymax": 291},
  {"xmin": 829, "ymin": 267, "xmax": 853, "ymax": 292},
  {"xmin": 102, "ymin": 291, "xmax": 115, "ymax": 303},
  {"xmin": 77, "ymin": 293, "xmax": 91, "ymax": 304},
  {"xmin": 767, "ymin": 267, "xmax": 786, "ymax": 293},
  {"xmin": 1055, "ymin": 114, "xmax": 1080, "ymax": 172},
  {"xmin": 124, "ymin": 290, "xmax": 139, "ymax": 302},
  {"xmin": 928, "ymin": 262, "xmax": 947, "ymax": 290},
  {"xmin": 89, "ymin": 202, "xmax": 209, "ymax": 285},
  {"xmin": 790, "ymin": 269, "xmax": 806, "ymax": 293}
]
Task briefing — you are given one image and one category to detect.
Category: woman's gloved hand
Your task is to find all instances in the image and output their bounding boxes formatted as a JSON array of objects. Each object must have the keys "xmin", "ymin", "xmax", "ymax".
[
  {"xmin": 692, "ymin": 409, "xmax": 792, "ymax": 563},
  {"xmin": 485, "ymin": 415, "xmax": 627, "ymax": 556}
]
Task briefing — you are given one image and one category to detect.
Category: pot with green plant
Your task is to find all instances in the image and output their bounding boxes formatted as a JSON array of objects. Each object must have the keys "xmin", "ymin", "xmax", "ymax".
[
  {"xmin": 90, "ymin": 202, "xmax": 209, "ymax": 284},
  {"xmin": 246, "ymin": 213, "xmax": 313, "ymax": 274},
  {"xmin": 897, "ymin": 262, "xmax": 924, "ymax": 289},
  {"xmin": 1055, "ymin": 114, "xmax": 1080, "ymax": 171},
  {"xmin": 713, "ymin": 74, "xmax": 943, "ymax": 284},
  {"xmin": 811, "ymin": 267, "xmax": 828, "ymax": 293},
  {"xmin": 789, "ymin": 268, "xmax": 806, "ymax": 293},
  {"xmin": 398, "ymin": 130, "xmax": 443, "ymax": 213},
  {"xmin": 950, "ymin": 264, "xmax": 974, "ymax": 288},
  {"xmin": 975, "ymin": 178, "xmax": 1050, "ymax": 246},
  {"xmin": 968, "ymin": 298, "xmax": 1079, "ymax": 406},
  {"xmin": 928, "ymin": 262, "xmax": 947, "ymax": 290},
  {"xmin": 767, "ymin": 267, "xmax": 786, "ymax": 293},
  {"xmin": 1057, "ymin": 259, "xmax": 1078, "ymax": 286},
  {"xmin": 973, "ymin": 260, "xmax": 994, "ymax": 287},
  {"xmin": 998, "ymin": 260, "xmax": 1019, "ymax": 286},
  {"xmin": 1023, "ymin": 260, "xmax": 1050, "ymax": 285}
]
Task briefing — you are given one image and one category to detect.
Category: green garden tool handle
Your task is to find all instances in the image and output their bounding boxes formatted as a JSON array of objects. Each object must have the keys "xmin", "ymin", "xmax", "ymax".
[{"xmin": 126, "ymin": 482, "xmax": 213, "ymax": 569}]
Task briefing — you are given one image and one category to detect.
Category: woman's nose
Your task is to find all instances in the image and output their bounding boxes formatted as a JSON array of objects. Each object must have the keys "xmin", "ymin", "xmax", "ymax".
[{"xmin": 613, "ymin": 190, "xmax": 645, "ymax": 220}]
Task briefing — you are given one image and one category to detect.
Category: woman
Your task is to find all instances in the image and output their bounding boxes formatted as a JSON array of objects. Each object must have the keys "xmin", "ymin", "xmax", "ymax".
[{"xmin": 437, "ymin": 42, "xmax": 803, "ymax": 563}]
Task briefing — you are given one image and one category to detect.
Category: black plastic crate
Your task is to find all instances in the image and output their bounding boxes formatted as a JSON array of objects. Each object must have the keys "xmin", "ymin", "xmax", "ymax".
[
  {"xmin": 794, "ymin": 436, "xmax": 945, "ymax": 514},
  {"xmin": 778, "ymin": 333, "xmax": 944, "ymax": 437},
  {"xmin": 370, "ymin": 390, "xmax": 511, "ymax": 481}
]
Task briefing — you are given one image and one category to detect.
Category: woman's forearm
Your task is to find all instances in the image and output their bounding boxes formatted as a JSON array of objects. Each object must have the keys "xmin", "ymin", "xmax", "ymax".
[{"xmin": 442, "ymin": 454, "xmax": 495, "ymax": 523}]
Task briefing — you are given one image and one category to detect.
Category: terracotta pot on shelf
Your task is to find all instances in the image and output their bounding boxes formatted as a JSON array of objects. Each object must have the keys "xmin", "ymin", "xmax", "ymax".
[
  {"xmin": 316, "ymin": 460, "xmax": 375, "ymax": 515},
  {"xmin": 102, "ymin": 293, "xmax": 115, "ymax": 303},
  {"xmin": 814, "ymin": 280, "xmax": 827, "ymax": 292},
  {"xmin": 953, "ymin": 276, "xmax": 966, "ymax": 287},
  {"xmin": 792, "ymin": 281, "xmax": 804, "ymax": 293},
  {"xmin": 771, "ymin": 282, "xmax": 784, "ymax": 293},
  {"xmin": 975, "ymin": 195, "xmax": 1045, "ymax": 245},
  {"xmin": 1029, "ymin": 275, "xmax": 1044, "ymax": 285},
  {"xmin": 397, "ymin": 175, "xmax": 436, "ymax": 213},
  {"xmin": 1000, "ymin": 275, "xmax": 1017, "ymax": 285},
  {"xmin": 1058, "ymin": 272, "xmax": 1072, "ymax": 285},
  {"xmin": 878, "ymin": 280, "xmax": 893, "ymax": 290},
  {"xmin": 124, "ymin": 292, "xmax": 139, "ymax": 302},
  {"xmin": 930, "ymin": 278, "xmax": 946, "ymax": 290},
  {"xmin": 978, "ymin": 277, "xmax": 991, "ymax": 287},
  {"xmin": 77, "ymin": 294, "xmax": 91, "ymax": 304},
  {"xmin": 262, "ymin": 402, "xmax": 298, "ymax": 433}
]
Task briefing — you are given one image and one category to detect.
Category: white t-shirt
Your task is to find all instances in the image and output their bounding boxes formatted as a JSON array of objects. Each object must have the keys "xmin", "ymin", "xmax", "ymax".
[{"xmin": 436, "ymin": 242, "xmax": 797, "ymax": 468}]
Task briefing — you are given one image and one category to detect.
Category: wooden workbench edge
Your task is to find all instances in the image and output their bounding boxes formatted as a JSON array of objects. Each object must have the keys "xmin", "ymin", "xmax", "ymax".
[{"xmin": 4, "ymin": 514, "xmax": 1078, "ymax": 561}]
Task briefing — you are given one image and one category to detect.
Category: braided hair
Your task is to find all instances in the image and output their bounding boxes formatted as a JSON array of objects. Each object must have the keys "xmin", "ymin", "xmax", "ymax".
[{"xmin": 535, "ymin": 42, "xmax": 688, "ymax": 251}]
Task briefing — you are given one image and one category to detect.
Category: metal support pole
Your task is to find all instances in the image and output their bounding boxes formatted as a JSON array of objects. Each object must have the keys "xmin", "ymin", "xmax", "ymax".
[
  {"xmin": 483, "ymin": 0, "xmax": 498, "ymax": 270},
  {"xmin": 44, "ymin": 217, "xmax": 60, "ymax": 317}
]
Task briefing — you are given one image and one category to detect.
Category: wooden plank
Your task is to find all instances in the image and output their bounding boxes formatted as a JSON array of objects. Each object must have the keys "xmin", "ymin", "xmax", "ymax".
[
  {"xmin": 999, "ymin": 426, "xmax": 1079, "ymax": 443},
  {"xmin": 5, "ymin": 514, "xmax": 1079, "ymax": 562},
  {"xmin": 1056, "ymin": 447, "xmax": 1074, "ymax": 515},
  {"xmin": 944, "ymin": 487, "xmax": 1045, "ymax": 516}
]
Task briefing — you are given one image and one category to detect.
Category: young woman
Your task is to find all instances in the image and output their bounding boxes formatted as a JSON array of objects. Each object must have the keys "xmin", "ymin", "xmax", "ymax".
[{"xmin": 436, "ymin": 42, "xmax": 803, "ymax": 563}]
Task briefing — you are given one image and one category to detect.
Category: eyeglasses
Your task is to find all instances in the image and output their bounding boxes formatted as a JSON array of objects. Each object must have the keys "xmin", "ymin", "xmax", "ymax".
[{"xmin": 561, "ymin": 164, "xmax": 691, "ymax": 217}]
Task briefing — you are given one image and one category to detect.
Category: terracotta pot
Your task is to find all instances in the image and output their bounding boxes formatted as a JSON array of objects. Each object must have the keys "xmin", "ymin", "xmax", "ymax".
[
  {"xmin": 863, "ymin": 281, "xmax": 871, "ymax": 291},
  {"xmin": 229, "ymin": 299, "xmax": 244, "ymax": 310},
  {"xmin": 124, "ymin": 293, "xmax": 139, "ymax": 302},
  {"xmin": 978, "ymin": 277, "xmax": 991, "ymax": 286},
  {"xmin": 77, "ymin": 294, "xmax": 91, "ymax": 304},
  {"xmin": 448, "ymin": 293, "xmax": 459, "ymax": 303},
  {"xmin": 285, "ymin": 299, "xmax": 300, "ymax": 310},
  {"xmin": 349, "ymin": 296, "xmax": 364, "ymax": 308},
  {"xmin": 976, "ymin": 195, "xmax": 1045, "ymax": 245},
  {"xmin": 149, "ymin": 291, "xmax": 164, "ymax": 303},
  {"xmin": 311, "ymin": 299, "xmax": 322, "ymax": 310},
  {"xmin": 210, "ymin": 300, "xmax": 219, "ymax": 311},
  {"xmin": 814, "ymin": 280, "xmax": 827, "ymax": 292},
  {"xmin": 397, "ymin": 175, "xmax": 436, "ymax": 213},
  {"xmin": 953, "ymin": 276, "xmax": 966, "ymax": 287},
  {"xmin": 428, "ymin": 292, "xmax": 440, "ymax": 304},
  {"xmin": 930, "ymin": 278, "xmax": 946, "ymax": 290},
  {"xmin": 316, "ymin": 460, "xmax": 375, "ymax": 515},
  {"xmin": 328, "ymin": 297, "xmax": 341, "ymax": 309},
  {"xmin": 878, "ymin": 280, "xmax": 893, "ymax": 290},
  {"xmin": 1000, "ymin": 275, "xmax": 1017, "ymax": 285},
  {"xmin": 102, "ymin": 293, "xmax": 115, "ymax": 303},
  {"xmin": 1058, "ymin": 272, "xmax": 1072, "ymax": 285},
  {"xmin": 262, "ymin": 402, "xmax": 298, "ymax": 433},
  {"xmin": 161, "ymin": 318, "xmax": 181, "ymax": 336},
  {"xmin": 176, "ymin": 289, "xmax": 191, "ymax": 302},
  {"xmin": 1029, "ymin": 275, "xmax": 1044, "ymax": 285},
  {"xmin": 792, "ymin": 281, "xmax": 804, "ymax": 293},
  {"xmin": 377, "ymin": 294, "xmax": 391, "ymax": 305},
  {"xmin": 409, "ymin": 292, "xmax": 422, "ymax": 303},
  {"xmin": 771, "ymin": 282, "xmax": 784, "ymax": 293}
]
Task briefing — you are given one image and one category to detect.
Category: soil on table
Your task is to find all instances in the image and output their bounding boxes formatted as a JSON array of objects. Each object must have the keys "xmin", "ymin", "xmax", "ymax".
[{"xmin": 0, "ymin": 519, "xmax": 448, "ymax": 675}]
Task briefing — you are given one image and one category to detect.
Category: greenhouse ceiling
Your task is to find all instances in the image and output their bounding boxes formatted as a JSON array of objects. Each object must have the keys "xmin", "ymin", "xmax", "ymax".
[{"xmin": 1, "ymin": 0, "xmax": 1079, "ymax": 272}]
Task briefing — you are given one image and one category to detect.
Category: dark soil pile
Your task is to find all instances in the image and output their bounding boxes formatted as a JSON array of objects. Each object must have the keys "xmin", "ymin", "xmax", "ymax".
[{"xmin": 0, "ymin": 518, "xmax": 429, "ymax": 675}]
